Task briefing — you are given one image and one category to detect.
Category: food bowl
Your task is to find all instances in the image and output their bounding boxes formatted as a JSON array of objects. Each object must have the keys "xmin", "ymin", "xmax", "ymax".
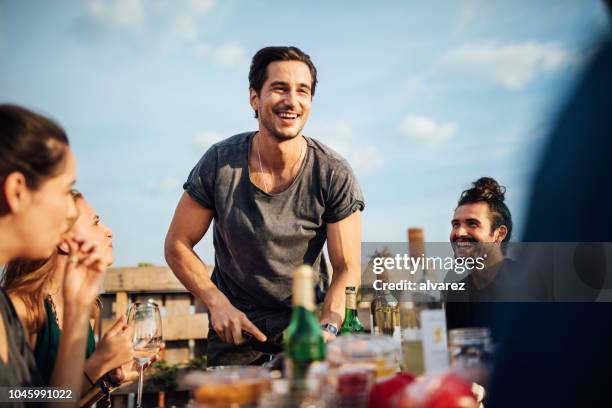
[{"xmin": 185, "ymin": 366, "xmax": 272, "ymax": 407}]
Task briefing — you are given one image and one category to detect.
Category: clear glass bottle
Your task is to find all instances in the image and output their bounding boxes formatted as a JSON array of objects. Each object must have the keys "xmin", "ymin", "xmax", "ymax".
[
  {"xmin": 400, "ymin": 228, "xmax": 448, "ymax": 375},
  {"xmin": 370, "ymin": 269, "xmax": 400, "ymax": 340}
]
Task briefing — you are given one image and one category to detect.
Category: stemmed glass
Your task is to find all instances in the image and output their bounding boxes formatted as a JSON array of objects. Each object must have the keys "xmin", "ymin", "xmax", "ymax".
[{"xmin": 127, "ymin": 302, "xmax": 163, "ymax": 408}]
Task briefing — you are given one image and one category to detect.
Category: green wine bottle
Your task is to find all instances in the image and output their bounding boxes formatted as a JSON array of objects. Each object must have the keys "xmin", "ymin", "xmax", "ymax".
[
  {"xmin": 284, "ymin": 265, "xmax": 326, "ymax": 391},
  {"xmin": 340, "ymin": 286, "xmax": 365, "ymax": 335}
]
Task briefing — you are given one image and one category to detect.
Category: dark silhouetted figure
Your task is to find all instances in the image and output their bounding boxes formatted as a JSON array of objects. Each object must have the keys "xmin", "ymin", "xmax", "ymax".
[{"xmin": 487, "ymin": 31, "xmax": 612, "ymax": 407}]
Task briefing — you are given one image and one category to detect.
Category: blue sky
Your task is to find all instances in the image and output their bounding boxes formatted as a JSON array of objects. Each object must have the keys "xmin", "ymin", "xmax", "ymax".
[{"xmin": 1, "ymin": 1, "xmax": 609, "ymax": 266}]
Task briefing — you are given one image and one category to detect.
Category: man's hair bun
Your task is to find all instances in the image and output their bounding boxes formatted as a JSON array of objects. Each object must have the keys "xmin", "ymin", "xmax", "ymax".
[
  {"xmin": 456, "ymin": 176, "xmax": 513, "ymax": 244},
  {"xmin": 469, "ymin": 177, "xmax": 506, "ymax": 202}
]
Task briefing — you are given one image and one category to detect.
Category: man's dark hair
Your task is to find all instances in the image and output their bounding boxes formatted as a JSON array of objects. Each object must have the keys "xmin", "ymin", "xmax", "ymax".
[
  {"xmin": 248, "ymin": 46, "xmax": 318, "ymax": 118},
  {"xmin": 457, "ymin": 177, "xmax": 513, "ymax": 243}
]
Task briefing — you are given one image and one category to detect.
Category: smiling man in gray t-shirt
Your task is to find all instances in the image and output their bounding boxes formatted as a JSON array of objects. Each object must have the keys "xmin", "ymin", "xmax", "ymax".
[{"xmin": 165, "ymin": 46, "xmax": 364, "ymax": 365}]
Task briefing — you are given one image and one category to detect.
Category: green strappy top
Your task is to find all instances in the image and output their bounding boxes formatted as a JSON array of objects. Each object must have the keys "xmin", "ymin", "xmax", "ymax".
[{"xmin": 33, "ymin": 297, "xmax": 96, "ymax": 385}]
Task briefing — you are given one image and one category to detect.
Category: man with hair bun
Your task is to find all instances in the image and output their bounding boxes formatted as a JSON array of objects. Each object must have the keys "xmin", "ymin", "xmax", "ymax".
[{"xmin": 445, "ymin": 177, "xmax": 522, "ymax": 342}]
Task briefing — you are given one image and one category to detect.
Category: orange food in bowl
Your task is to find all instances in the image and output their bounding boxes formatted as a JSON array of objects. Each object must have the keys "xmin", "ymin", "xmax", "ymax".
[{"xmin": 194, "ymin": 379, "xmax": 270, "ymax": 406}]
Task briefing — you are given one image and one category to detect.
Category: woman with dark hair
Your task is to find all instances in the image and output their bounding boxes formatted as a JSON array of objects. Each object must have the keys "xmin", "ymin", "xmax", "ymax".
[
  {"xmin": 4, "ymin": 192, "xmax": 141, "ymax": 403},
  {"xmin": 0, "ymin": 104, "xmax": 108, "ymax": 403}
]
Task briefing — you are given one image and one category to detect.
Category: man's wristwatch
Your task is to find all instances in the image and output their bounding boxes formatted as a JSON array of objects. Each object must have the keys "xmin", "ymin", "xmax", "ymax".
[{"xmin": 320, "ymin": 323, "xmax": 338, "ymax": 336}]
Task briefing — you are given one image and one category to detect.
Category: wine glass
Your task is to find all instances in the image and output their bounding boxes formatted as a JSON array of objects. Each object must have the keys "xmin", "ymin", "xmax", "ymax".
[{"xmin": 127, "ymin": 302, "xmax": 163, "ymax": 408}]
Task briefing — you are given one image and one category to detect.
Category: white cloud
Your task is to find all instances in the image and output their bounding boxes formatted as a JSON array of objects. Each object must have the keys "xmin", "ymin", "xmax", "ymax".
[
  {"xmin": 308, "ymin": 121, "xmax": 383, "ymax": 175},
  {"xmin": 152, "ymin": 0, "xmax": 215, "ymax": 14},
  {"xmin": 194, "ymin": 131, "xmax": 223, "ymax": 150},
  {"xmin": 403, "ymin": 75, "xmax": 440, "ymax": 101},
  {"xmin": 74, "ymin": 0, "xmax": 242, "ymax": 68},
  {"xmin": 158, "ymin": 1, "xmax": 216, "ymax": 46},
  {"xmin": 441, "ymin": 41, "xmax": 575, "ymax": 90},
  {"xmin": 399, "ymin": 115, "xmax": 456, "ymax": 145},
  {"xmin": 193, "ymin": 42, "xmax": 211, "ymax": 58},
  {"xmin": 187, "ymin": 0, "xmax": 216, "ymax": 14},
  {"xmin": 167, "ymin": 15, "xmax": 200, "ymax": 43},
  {"xmin": 145, "ymin": 176, "xmax": 180, "ymax": 195},
  {"xmin": 211, "ymin": 42, "xmax": 246, "ymax": 68},
  {"xmin": 83, "ymin": 0, "xmax": 144, "ymax": 31},
  {"xmin": 74, "ymin": 0, "xmax": 217, "ymax": 49},
  {"xmin": 455, "ymin": 0, "xmax": 479, "ymax": 32},
  {"xmin": 194, "ymin": 41, "xmax": 246, "ymax": 68}
]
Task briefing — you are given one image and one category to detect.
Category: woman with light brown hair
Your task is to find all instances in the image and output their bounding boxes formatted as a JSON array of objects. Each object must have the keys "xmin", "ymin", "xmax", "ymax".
[
  {"xmin": 0, "ymin": 104, "xmax": 108, "ymax": 404},
  {"xmin": 3, "ymin": 193, "xmax": 139, "ymax": 403}
]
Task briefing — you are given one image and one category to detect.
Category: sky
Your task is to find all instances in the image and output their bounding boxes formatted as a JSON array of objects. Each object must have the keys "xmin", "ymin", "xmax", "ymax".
[{"xmin": 1, "ymin": 1, "xmax": 609, "ymax": 267}]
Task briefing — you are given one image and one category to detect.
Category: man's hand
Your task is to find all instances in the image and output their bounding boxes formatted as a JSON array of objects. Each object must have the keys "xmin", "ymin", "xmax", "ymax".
[
  {"xmin": 209, "ymin": 293, "xmax": 267, "ymax": 345},
  {"xmin": 322, "ymin": 211, "xmax": 362, "ymax": 336},
  {"xmin": 322, "ymin": 330, "xmax": 336, "ymax": 343},
  {"xmin": 320, "ymin": 322, "xmax": 339, "ymax": 343}
]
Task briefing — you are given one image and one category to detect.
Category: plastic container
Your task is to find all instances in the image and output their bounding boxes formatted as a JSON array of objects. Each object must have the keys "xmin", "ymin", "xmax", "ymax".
[
  {"xmin": 184, "ymin": 366, "xmax": 272, "ymax": 407},
  {"xmin": 327, "ymin": 334, "xmax": 400, "ymax": 380},
  {"xmin": 322, "ymin": 363, "xmax": 376, "ymax": 408}
]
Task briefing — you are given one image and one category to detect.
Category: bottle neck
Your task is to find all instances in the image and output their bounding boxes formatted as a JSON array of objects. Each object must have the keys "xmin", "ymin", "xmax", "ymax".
[
  {"xmin": 344, "ymin": 308, "xmax": 357, "ymax": 321},
  {"xmin": 345, "ymin": 291, "xmax": 357, "ymax": 311},
  {"xmin": 290, "ymin": 303, "xmax": 319, "ymax": 325},
  {"xmin": 293, "ymin": 276, "xmax": 314, "ymax": 311}
]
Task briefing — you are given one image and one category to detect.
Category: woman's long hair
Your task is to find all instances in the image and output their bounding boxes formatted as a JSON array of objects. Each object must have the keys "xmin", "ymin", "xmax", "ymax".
[
  {"xmin": 2, "ymin": 257, "xmax": 58, "ymax": 333},
  {"xmin": 2, "ymin": 255, "xmax": 102, "ymax": 334},
  {"xmin": 2, "ymin": 192, "xmax": 101, "ymax": 334}
]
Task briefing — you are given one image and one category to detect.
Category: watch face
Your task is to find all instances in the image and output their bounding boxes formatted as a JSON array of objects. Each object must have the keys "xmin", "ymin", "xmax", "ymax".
[{"xmin": 322, "ymin": 323, "xmax": 338, "ymax": 335}]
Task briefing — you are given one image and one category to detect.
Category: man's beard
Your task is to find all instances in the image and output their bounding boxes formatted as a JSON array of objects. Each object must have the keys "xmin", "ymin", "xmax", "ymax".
[
  {"xmin": 452, "ymin": 238, "xmax": 498, "ymax": 263},
  {"xmin": 266, "ymin": 123, "xmax": 303, "ymax": 142},
  {"xmin": 261, "ymin": 112, "xmax": 304, "ymax": 141},
  {"xmin": 451, "ymin": 236, "xmax": 481, "ymax": 258}
]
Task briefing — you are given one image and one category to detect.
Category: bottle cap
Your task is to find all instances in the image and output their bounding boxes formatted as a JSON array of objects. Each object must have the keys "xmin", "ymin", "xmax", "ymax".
[
  {"xmin": 292, "ymin": 265, "xmax": 314, "ymax": 309},
  {"xmin": 293, "ymin": 264, "xmax": 313, "ymax": 279}
]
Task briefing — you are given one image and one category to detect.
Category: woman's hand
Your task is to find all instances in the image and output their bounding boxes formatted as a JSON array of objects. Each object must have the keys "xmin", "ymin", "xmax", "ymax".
[
  {"xmin": 86, "ymin": 316, "xmax": 134, "ymax": 381},
  {"xmin": 51, "ymin": 237, "xmax": 109, "ymax": 392},
  {"xmin": 62, "ymin": 235, "xmax": 107, "ymax": 311},
  {"xmin": 108, "ymin": 343, "xmax": 165, "ymax": 386},
  {"xmin": 108, "ymin": 362, "xmax": 140, "ymax": 386}
]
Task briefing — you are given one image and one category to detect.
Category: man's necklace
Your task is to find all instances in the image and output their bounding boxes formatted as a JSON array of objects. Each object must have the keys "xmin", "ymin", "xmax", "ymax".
[
  {"xmin": 256, "ymin": 134, "xmax": 270, "ymax": 193},
  {"xmin": 256, "ymin": 133, "xmax": 305, "ymax": 194}
]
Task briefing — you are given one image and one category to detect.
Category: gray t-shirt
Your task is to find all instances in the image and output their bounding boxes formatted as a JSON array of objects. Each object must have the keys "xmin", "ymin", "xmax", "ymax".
[{"xmin": 184, "ymin": 132, "xmax": 364, "ymax": 319}]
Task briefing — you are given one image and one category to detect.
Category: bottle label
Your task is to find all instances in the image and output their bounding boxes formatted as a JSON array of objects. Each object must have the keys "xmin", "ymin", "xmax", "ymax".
[
  {"xmin": 420, "ymin": 309, "xmax": 449, "ymax": 373},
  {"xmin": 346, "ymin": 293, "xmax": 357, "ymax": 310}
]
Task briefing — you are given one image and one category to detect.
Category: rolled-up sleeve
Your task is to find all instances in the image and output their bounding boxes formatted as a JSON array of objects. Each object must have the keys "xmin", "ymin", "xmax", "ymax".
[
  {"xmin": 323, "ymin": 160, "xmax": 365, "ymax": 223},
  {"xmin": 183, "ymin": 146, "xmax": 217, "ymax": 211}
]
